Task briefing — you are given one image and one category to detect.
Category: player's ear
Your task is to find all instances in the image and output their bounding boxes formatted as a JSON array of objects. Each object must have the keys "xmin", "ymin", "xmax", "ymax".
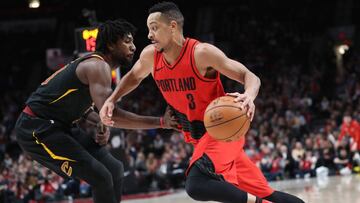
[{"xmin": 170, "ymin": 20, "xmax": 177, "ymax": 33}]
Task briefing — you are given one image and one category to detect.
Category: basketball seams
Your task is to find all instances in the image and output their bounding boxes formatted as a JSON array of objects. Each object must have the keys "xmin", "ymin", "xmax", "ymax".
[
  {"xmin": 205, "ymin": 113, "xmax": 247, "ymax": 128},
  {"xmin": 217, "ymin": 118, "xmax": 249, "ymax": 141},
  {"xmin": 204, "ymin": 96, "xmax": 250, "ymax": 142},
  {"xmin": 205, "ymin": 105, "xmax": 243, "ymax": 114}
]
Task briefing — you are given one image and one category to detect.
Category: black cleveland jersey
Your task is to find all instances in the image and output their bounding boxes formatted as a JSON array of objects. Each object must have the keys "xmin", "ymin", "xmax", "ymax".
[{"xmin": 26, "ymin": 53, "xmax": 104, "ymax": 126}]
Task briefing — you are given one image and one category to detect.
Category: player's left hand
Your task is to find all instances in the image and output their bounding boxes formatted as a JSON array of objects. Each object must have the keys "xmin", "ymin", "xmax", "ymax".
[
  {"xmin": 100, "ymin": 99, "xmax": 115, "ymax": 127},
  {"xmin": 226, "ymin": 92, "xmax": 256, "ymax": 121},
  {"xmin": 95, "ymin": 123, "xmax": 110, "ymax": 146}
]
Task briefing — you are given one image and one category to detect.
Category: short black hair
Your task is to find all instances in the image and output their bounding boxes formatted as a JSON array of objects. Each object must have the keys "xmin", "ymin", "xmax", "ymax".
[
  {"xmin": 96, "ymin": 19, "xmax": 136, "ymax": 54},
  {"xmin": 148, "ymin": 1, "xmax": 184, "ymax": 28}
]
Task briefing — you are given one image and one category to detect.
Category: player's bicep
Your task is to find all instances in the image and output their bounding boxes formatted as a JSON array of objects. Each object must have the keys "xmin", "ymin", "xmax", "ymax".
[
  {"xmin": 86, "ymin": 63, "xmax": 113, "ymax": 110},
  {"xmin": 89, "ymin": 82, "xmax": 112, "ymax": 109},
  {"xmin": 129, "ymin": 58, "xmax": 152, "ymax": 81},
  {"xmin": 217, "ymin": 58, "xmax": 248, "ymax": 84},
  {"xmin": 197, "ymin": 44, "xmax": 248, "ymax": 84},
  {"xmin": 130, "ymin": 45, "xmax": 155, "ymax": 79}
]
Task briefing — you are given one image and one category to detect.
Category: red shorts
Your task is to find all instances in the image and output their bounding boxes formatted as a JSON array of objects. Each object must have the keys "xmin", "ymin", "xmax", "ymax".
[{"xmin": 188, "ymin": 132, "xmax": 274, "ymax": 198}]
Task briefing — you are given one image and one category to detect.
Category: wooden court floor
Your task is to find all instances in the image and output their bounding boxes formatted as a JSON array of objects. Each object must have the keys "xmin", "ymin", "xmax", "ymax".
[{"xmin": 124, "ymin": 175, "xmax": 360, "ymax": 203}]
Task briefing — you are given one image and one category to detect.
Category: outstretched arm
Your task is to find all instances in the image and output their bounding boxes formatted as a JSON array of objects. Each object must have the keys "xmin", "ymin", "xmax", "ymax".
[
  {"xmin": 109, "ymin": 45, "xmax": 154, "ymax": 102},
  {"xmin": 100, "ymin": 45, "xmax": 155, "ymax": 124},
  {"xmin": 85, "ymin": 58, "xmax": 174, "ymax": 129}
]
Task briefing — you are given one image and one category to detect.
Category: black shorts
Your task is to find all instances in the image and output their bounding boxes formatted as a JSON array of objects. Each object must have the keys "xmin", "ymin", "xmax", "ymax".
[
  {"xmin": 15, "ymin": 112, "xmax": 107, "ymax": 179},
  {"xmin": 192, "ymin": 153, "xmax": 225, "ymax": 181}
]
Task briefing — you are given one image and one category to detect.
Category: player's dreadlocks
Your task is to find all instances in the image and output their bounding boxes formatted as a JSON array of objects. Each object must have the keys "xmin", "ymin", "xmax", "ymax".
[{"xmin": 96, "ymin": 19, "xmax": 136, "ymax": 54}]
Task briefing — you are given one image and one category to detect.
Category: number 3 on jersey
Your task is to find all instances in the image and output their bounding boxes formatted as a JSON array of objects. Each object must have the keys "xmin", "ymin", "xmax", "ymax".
[{"xmin": 186, "ymin": 93, "xmax": 196, "ymax": 110}]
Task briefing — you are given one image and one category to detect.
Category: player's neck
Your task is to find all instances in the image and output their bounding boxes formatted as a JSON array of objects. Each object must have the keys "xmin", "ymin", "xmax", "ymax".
[
  {"xmin": 162, "ymin": 36, "xmax": 186, "ymax": 65},
  {"xmin": 103, "ymin": 54, "xmax": 117, "ymax": 69}
]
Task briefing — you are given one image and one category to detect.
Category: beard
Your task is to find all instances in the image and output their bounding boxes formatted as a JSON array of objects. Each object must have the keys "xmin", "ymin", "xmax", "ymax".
[{"xmin": 114, "ymin": 54, "xmax": 133, "ymax": 68}]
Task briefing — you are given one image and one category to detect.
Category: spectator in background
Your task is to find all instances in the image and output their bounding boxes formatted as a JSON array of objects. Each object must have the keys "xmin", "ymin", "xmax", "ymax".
[
  {"xmin": 154, "ymin": 152, "xmax": 171, "ymax": 190},
  {"xmin": 291, "ymin": 141, "xmax": 305, "ymax": 177},
  {"xmin": 259, "ymin": 145, "xmax": 273, "ymax": 180},
  {"xmin": 153, "ymin": 134, "xmax": 165, "ymax": 157},
  {"xmin": 337, "ymin": 115, "xmax": 360, "ymax": 151},
  {"xmin": 304, "ymin": 137, "xmax": 314, "ymax": 151},
  {"xmin": 134, "ymin": 152, "xmax": 147, "ymax": 176},
  {"xmin": 3, "ymin": 154, "xmax": 12, "ymax": 169},
  {"xmin": 0, "ymin": 125, "xmax": 6, "ymax": 157},
  {"xmin": 316, "ymin": 147, "xmax": 337, "ymax": 176},
  {"xmin": 299, "ymin": 151, "xmax": 316, "ymax": 178},
  {"xmin": 292, "ymin": 142, "xmax": 305, "ymax": 163},
  {"xmin": 269, "ymin": 152, "xmax": 285, "ymax": 180},
  {"xmin": 334, "ymin": 147, "xmax": 351, "ymax": 174},
  {"xmin": 79, "ymin": 180, "xmax": 91, "ymax": 198},
  {"xmin": 145, "ymin": 152, "xmax": 159, "ymax": 190},
  {"xmin": 39, "ymin": 178, "xmax": 57, "ymax": 201}
]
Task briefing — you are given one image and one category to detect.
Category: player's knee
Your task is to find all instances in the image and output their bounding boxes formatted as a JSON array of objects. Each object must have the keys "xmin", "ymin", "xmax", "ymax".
[
  {"xmin": 112, "ymin": 160, "xmax": 124, "ymax": 182},
  {"xmin": 87, "ymin": 161, "xmax": 114, "ymax": 188},
  {"xmin": 185, "ymin": 179, "xmax": 207, "ymax": 201},
  {"xmin": 98, "ymin": 167, "xmax": 113, "ymax": 186},
  {"xmin": 185, "ymin": 181, "xmax": 199, "ymax": 200},
  {"xmin": 117, "ymin": 160, "xmax": 124, "ymax": 178}
]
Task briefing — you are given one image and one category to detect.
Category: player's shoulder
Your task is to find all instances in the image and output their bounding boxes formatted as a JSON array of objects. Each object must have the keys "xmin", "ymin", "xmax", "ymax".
[
  {"xmin": 138, "ymin": 44, "xmax": 156, "ymax": 66},
  {"xmin": 78, "ymin": 56, "xmax": 110, "ymax": 76},
  {"xmin": 194, "ymin": 42, "xmax": 220, "ymax": 57},
  {"xmin": 193, "ymin": 43, "xmax": 224, "ymax": 66},
  {"xmin": 82, "ymin": 56, "xmax": 109, "ymax": 68},
  {"xmin": 140, "ymin": 44, "xmax": 155, "ymax": 58}
]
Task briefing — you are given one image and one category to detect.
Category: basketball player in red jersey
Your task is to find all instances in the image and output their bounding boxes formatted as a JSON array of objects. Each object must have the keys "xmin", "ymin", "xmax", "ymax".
[{"xmin": 100, "ymin": 2, "xmax": 304, "ymax": 203}]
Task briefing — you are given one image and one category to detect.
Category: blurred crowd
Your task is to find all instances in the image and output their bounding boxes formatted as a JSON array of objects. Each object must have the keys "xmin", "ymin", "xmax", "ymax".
[{"xmin": 1, "ymin": 5, "xmax": 360, "ymax": 203}]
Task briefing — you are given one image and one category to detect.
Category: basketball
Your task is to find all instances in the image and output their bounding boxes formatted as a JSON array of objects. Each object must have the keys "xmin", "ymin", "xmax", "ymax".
[{"xmin": 204, "ymin": 96, "xmax": 250, "ymax": 142}]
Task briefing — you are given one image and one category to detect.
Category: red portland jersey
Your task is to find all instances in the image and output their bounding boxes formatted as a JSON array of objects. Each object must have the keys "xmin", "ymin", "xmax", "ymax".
[{"xmin": 153, "ymin": 38, "xmax": 225, "ymax": 144}]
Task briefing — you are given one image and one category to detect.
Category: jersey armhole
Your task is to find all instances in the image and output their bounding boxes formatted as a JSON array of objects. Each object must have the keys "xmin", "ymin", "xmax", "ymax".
[
  {"xmin": 152, "ymin": 49, "xmax": 159, "ymax": 77},
  {"xmin": 90, "ymin": 54, "xmax": 105, "ymax": 61},
  {"xmin": 190, "ymin": 42, "xmax": 219, "ymax": 83}
]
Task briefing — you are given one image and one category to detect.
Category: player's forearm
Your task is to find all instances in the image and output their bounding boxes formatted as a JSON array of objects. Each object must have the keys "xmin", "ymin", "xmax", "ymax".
[
  {"xmin": 244, "ymin": 71, "xmax": 261, "ymax": 99},
  {"xmin": 111, "ymin": 108, "xmax": 161, "ymax": 129},
  {"xmin": 109, "ymin": 71, "xmax": 142, "ymax": 102}
]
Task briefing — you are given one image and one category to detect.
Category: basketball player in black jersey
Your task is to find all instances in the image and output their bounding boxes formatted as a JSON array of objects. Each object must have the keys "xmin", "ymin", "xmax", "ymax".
[{"xmin": 15, "ymin": 19, "xmax": 177, "ymax": 203}]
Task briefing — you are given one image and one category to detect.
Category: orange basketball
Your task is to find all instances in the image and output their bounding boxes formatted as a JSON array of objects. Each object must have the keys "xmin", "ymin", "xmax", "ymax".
[{"xmin": 204, "ymin": 96, "xmax": 250, "ymax": 142}]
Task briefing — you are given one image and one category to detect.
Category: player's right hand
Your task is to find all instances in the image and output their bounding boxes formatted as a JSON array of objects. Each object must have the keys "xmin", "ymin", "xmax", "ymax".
[
  {"xmin": 226, "ymin": 92, "xmax": 256, "ymax": 121},
  {"xmin": 100, "ymin": 99, "xmax": 115, "ymax": 126},
  {"xmin": 95, "ymin": 123, "xmax": 110, "ymax": 146}
]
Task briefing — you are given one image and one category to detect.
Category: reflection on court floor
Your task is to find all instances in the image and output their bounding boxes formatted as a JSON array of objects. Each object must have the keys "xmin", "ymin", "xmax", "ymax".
[{"xmin": 124, "ymin": 175, "xmax": 360, "ymax": 203}]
